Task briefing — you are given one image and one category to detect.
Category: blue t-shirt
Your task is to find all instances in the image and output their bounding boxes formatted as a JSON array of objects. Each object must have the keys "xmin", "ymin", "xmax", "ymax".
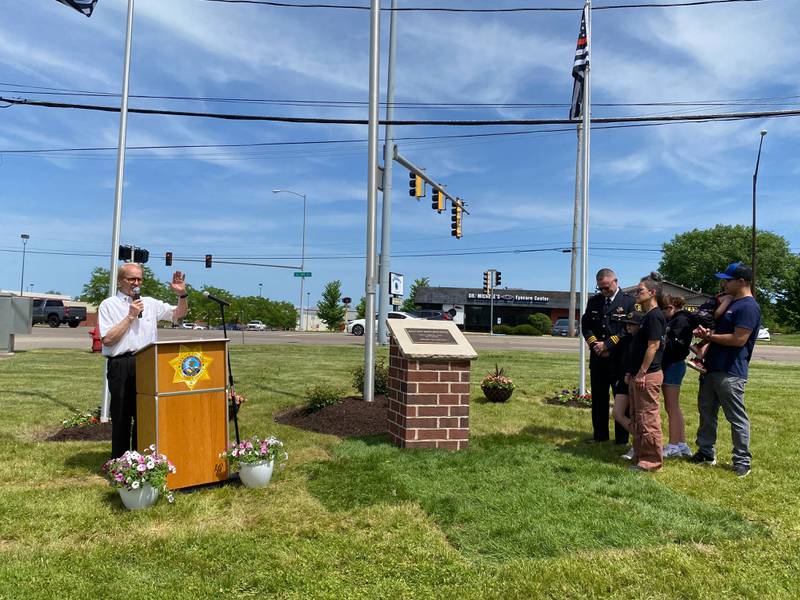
[{"xmin": 706, "ymin": 296, "xmax": 761, "ymax": 378}]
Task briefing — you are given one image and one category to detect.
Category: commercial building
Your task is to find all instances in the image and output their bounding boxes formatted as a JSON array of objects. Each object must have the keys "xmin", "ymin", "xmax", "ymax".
[{"xmin": 415, "ymin": 282, "xmax": 711, "ymax": 333}]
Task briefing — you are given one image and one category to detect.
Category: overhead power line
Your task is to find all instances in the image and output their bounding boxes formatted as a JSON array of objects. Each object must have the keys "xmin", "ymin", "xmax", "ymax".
[
  {"xmin": 199, "ymin": 0, "xmax": 767, "ymax": 13},
  {"xmin": 1, "ymin": 95, "xmax": 797, "ymax": 127}
]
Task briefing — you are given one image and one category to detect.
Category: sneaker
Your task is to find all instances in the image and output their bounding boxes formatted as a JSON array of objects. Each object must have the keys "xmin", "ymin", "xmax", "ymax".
[
  {"xmin": 733, "ymin": 464, "xmax": 751, "ymax": 478},
  {"xmin": 620, "ymin": 446, "xmax": 636, "ymax": 461},
  {"xmin": 663, "ymin": 444, "xmax": 681, "ymax": 458},
  {"xmin": 689, "ymin": 451, "xmax": 716, "ymax": 466},
  {"xmin": 686, "ymin": 358, "xmax": 707, "ymax": 374},
  {"xmin": 678, "ymin": 443, "xmax": 694, "ymax": 457}
]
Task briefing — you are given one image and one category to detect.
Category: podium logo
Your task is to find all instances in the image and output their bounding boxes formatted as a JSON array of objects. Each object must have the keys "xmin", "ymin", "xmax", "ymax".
[{"xmin": 168, "ymin": 345, "xmax": 214, "ymax": 390}]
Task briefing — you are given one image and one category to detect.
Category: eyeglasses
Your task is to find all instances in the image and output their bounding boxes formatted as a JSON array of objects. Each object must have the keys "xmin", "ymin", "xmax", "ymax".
[{"xmin": 124, "ymin": 277, "xmax": 143, "ymax": 283}]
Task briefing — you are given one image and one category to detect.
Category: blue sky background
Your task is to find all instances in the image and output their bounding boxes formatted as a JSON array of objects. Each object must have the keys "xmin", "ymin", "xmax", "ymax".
[{"xmin": 1, "ymin": 0, "xmax": 798, "ymax": 307}]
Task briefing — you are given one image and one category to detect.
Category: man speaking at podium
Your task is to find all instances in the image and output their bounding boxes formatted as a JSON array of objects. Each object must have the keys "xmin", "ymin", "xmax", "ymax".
[{"xmin": 99, "ymin": 263, "xmax": 189, "ymax": 458}]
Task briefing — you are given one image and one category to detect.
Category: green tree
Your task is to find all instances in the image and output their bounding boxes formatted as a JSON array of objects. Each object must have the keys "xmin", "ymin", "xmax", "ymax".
[
  {"xmin": 401, "ymin": 277, "xmax": 430, "ymax": 313},
  {"xmin": 356, "ymin": 296, "xmax": 366, "ymax": 319},
  {"xmin": 775, "ymin": 256, "xmax": 800, "ymax": 332},
  {"xmin": 317, "ymin": 280, "xmax": 346, "ymax": 331},
  {"xmin": 659, "ymin": 225, "xmax": 792, "ymax": 301},
  {"xmin": 78, "ymin": 265, "xmax": 171, "ymax": 305}
]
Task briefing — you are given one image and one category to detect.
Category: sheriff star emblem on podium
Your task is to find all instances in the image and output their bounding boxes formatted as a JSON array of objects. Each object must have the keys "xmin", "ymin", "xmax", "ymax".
[{"xmin": 168, "ymin": 345, "xmax": 213, "ymax": 390}]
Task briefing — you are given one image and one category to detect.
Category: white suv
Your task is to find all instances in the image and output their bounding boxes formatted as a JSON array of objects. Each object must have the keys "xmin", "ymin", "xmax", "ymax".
[{"xmin": 246, "ymin": 320, "xmax": 268, "ymax": 331}]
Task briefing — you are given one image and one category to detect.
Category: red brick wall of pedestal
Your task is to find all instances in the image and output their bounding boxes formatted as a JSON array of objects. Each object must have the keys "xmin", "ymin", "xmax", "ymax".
[{"xmin": 387, "ymin": 338, "xmax": 471, "ymax": 450}]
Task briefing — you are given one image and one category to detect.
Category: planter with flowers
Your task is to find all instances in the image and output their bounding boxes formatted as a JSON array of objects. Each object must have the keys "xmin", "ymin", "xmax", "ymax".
[
  {"xmin": 103, "ymin": 446, "xmax": 176, "ymax": 510},
  {"xmin": 480, "ymin": 364, "xmax": 515, "ymax": 403},
  {"xmin": 220, "ymin": 435, "xmax": 287, "ymax": 489}
]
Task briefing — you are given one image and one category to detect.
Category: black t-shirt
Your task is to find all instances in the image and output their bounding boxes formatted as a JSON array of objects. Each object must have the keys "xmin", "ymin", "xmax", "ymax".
[{"xmin": 628, "ymin": 308, "xmax": 666, "ymax": 374}]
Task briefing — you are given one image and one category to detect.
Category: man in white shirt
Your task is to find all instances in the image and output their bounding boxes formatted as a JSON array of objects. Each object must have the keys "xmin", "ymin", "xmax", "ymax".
[{"xmin": 99, "ymin": 263, "xmax": 188, "ymax": 457}]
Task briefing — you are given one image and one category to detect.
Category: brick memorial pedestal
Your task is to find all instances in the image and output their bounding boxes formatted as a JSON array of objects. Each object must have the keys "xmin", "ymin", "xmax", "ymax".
[{"xmin": 386, "ymin": 320, "xmax": 478, "ymax": 450}]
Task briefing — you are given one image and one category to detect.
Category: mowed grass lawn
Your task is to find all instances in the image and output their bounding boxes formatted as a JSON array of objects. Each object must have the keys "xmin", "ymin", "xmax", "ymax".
[{"xmin": 1, "ymin": 345, "xmax": 799, "ymax": 599}]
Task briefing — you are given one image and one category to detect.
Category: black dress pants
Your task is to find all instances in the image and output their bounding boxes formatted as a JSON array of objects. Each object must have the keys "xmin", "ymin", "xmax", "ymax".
[
  {"xmin": 107, "ymin": 354, "xmax": 137, "ymax": 459},
  {"xmin": 589, "ymin": 357, "xmax": 629, "ymax": 444}
]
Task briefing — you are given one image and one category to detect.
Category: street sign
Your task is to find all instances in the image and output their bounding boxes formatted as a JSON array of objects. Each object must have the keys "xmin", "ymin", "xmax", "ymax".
[
  {"xmin": 294, "ymin": 272, "xmax": 312, "ymax": 278},
  {"xmin": 390, "ymin": 296, "xmax": 402, "ymax": 306},
  {"xmin": 389, "ymin": 272, "xmax": 404, "ymax": 296}
]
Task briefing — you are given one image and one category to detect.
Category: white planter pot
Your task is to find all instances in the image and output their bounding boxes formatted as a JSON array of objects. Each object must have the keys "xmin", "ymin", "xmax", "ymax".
[
  {"xmin": 238, "ymin": 460, "xmax": 274, "ymax": 488},
  {"xmin": 118, "ymin": 482, "xmax": 159, "ymax": 510}
]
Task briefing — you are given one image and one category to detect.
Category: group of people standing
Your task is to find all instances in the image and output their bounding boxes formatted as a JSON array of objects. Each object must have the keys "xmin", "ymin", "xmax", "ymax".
[{"xmin": 581, "ymin": 264, "xmax": 760, "ymax": 477}]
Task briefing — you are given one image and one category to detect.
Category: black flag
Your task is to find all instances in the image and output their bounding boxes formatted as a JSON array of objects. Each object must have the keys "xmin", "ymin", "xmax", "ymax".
[
  {"xmin": 569, "ymin": 6, "xmax": 589, "ymax": 120},
  {"xmin": 56, "ymin": 0, "xmax": 98, "ymax": 17}
]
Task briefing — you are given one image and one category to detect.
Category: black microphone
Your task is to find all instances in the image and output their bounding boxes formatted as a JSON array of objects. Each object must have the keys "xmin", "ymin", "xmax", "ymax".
[
  {"xmin": 132, "ymin": 286, "xmax": 143, "ymax": 319},
  {"xmin": 203, "ymin": 291, "xmax": 231, "ymax": 307}
]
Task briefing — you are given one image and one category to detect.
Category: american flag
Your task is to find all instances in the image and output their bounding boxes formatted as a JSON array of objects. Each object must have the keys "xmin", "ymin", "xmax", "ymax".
[
  {"xmin": 569, "ymin": 5, "xmax": 589, "ymax": 120},
  {"xmin": 56, "ymin": 0, "xmax": 98, "ymax": 17}
]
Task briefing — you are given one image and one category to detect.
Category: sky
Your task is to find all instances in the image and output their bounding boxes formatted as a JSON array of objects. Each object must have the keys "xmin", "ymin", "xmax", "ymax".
[{"xmin": 1, "ymin": 0, "xmax": 798, "ymax": 309}]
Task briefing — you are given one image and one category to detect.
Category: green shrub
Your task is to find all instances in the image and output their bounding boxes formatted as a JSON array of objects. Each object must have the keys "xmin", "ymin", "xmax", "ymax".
[
  {"xmin": 527, "ymin": 313, "xmax": 552, "ymax": 335},
  {"xmin": 492, "ymin": 324, "xmax": 513, "ymax": 335},
  {"xmin": 306, "ymin": 384, "xmax": 345, "ymax": 412},
  {"xmin": 351, "ymin": 358, "xmax": 389, "ymax": 396},
  {"xmin": 512, "ymin": 324, "xmax": 537, "ymax": 336}
]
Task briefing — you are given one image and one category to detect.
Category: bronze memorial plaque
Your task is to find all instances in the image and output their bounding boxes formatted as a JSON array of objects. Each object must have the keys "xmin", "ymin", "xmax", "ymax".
[{"xmin": 406, "ymin": 328, "xmax": 458, "ymax": 345}]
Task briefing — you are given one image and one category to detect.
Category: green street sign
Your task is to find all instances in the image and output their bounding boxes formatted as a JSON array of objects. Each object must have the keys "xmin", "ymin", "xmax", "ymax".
[{"xmin": 294, "ymin": 271, "xmax": 312, "ymax": 278}]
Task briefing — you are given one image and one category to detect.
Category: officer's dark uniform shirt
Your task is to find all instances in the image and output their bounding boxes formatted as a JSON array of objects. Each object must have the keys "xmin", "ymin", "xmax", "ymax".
[{"xmin": 581, "ymin": 289, "xmax": 636, "ymax": 364}]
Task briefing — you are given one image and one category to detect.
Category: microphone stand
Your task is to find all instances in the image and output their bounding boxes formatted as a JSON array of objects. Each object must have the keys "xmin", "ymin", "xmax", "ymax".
[{"xmin": 218, "ymin": 303, "xmax": 240, "ymax": 445}]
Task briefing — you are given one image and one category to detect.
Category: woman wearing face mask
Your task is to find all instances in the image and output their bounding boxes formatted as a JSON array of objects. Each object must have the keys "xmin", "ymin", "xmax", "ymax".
[
  {"xmin": 628, "ymin": 272, "xmax": 667, "ymax": 472},
  {"xmin": 660, "ymin": 295, "xmax": 694, "ymax": 458}
]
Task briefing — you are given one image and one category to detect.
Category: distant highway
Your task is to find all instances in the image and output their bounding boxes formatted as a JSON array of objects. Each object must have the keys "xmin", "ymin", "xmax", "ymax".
[{"xmin": 12, "ymin": 326, "xmax": 800, "ymax": 363}]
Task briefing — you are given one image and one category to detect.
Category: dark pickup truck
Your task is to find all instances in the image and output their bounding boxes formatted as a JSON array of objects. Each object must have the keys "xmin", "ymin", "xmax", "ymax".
[{"xmin": 32, "ymin": 299, "xmax": 87, "ymax": 328}]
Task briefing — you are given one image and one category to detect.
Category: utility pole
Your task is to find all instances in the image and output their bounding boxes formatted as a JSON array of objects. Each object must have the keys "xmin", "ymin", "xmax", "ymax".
[{"xmin": 752, "ymin": 129, "xmax": 767, "ymax": 295}]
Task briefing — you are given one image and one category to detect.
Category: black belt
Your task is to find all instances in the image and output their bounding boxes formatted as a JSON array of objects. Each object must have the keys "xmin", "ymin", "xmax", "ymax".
[{"xmin": 108, "ymin": 352, "xmax": 135, "ymax": 360}]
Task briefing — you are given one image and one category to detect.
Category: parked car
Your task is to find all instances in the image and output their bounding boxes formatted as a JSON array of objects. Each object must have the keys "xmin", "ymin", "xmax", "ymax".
[
  {"xmin": 180, "ymin": 322, "xmax": 206, "ymax": 330},
  {"xmin": 413, "ymin": 309, "xmax": 453, "ymax": 321},
  {"xmin": 346, "ymin": 311, "xmax": 419, "ymax": 336},
  {"xmin": 32, "ymin": 299, "xmax": 87, "ymax": 328},
  {"xmin": 757, "ymin": 327, "xmax": 770, "ymax": 341},
  {"xmin": 246, "ymin": 320, "xmax": 268, "ymax": 331},
  {"xmin": 214, "ymin": 323, "xmax": 242, "ymax": 331},
  {"xmin": 550, "ymin": 318, "xmax": 578, "ymax": 337}
]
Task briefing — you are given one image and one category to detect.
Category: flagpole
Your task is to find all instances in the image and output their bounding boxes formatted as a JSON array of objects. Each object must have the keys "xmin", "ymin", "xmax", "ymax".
[
  {"xmin": 579, "ymin": 0, "xmax": 591, "ymax": 396},
  {"xmin": 101, "ymin": 0, "xmax": 136, "ymax": 422},
  {"xmin": 572, "ymin": 124, "xmax": 583, "ymax": 383}
]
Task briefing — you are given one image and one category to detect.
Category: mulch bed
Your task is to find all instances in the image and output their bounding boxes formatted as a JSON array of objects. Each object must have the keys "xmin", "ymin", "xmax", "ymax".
[
  {"xmin": 544, "ymin": 397, "xmax": 591, "ymax": 410},
  {"xmin": 275, "ymin": 395, "xmax": 388, "ymax": 437},
  {"xmin": 46, "ymin": 422, "xmax": 113, "ymax": 442}
]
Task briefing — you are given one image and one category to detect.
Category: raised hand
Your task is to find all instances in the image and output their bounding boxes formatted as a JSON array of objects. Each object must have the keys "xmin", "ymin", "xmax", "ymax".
[{"xmin": 170, "ymin": 271, "xmax": 187, "ymax": 295}]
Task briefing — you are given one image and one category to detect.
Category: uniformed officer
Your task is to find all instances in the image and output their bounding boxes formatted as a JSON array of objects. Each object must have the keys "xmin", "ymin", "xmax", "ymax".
[{"xmin": 581, "ymin": 268, "xmax": 635, "ymax": 443}]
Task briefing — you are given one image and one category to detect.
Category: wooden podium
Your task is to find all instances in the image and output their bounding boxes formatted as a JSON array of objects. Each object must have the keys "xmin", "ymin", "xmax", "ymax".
[{"xmin": 135, "ymin": 339, "xmax": 230, "ymax": 489}]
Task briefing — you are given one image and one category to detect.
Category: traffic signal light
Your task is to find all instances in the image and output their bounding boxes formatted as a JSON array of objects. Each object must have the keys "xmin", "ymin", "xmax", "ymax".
[
  {"xmin": 450, "ymin": 204, "xmax": 462, "ymax": 238},
  {"xmin": 205, "ymin": 254, "xmax": 212, "ymax": 268},
  {"xmin": 431, "ymin": 188, "xmax": 443, "ymax": 212},
  {"xmin": 495, "ymin": 271, "xmax": 502, "ymax": 287},
  {"xmin": 118, "ymin": 245, "xmax": 133, "ymax": 262},
  {"xmin": 408, "ymin": 172, "xmax": 423, "ymax": 198},
  {"xmin": 165, "ymin": 251, "xmax": 173, "ymax": 267},
  {"xmin": 132, "ymin": 248, "xmax": 149, "ymax": 264},
  {"xmin": 483, "ymin": 271, "xmax": 490, "ymax": 294}
]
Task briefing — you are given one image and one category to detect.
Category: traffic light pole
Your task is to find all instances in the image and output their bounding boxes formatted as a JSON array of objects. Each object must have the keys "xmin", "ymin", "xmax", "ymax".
[
  {"xmin": 488, "ymin": 269, "xmax": 495, "ymax": 336},
  {"xmin": 393, "ymin": 149, "xmax": 469, "ymax": 215},
  {"xmin": 377, "ymin": 0, "xmax": 398, "ymax": 347}
]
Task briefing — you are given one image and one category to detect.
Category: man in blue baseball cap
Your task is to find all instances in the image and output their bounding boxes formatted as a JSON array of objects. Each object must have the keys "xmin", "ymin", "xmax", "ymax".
[{"xmin": 690, "ymin": 262, "xmax": 760, "ymax": 477}]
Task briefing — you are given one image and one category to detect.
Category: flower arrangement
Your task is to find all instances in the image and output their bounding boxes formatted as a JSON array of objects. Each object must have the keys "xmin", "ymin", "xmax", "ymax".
[
  {"xmin": 480, "ymin": 364, "xmax": 515, "ymax": 402},
  {"xmin": 555, "ymin": 388, "xmax": 592, "ymax": 408},
  {"xmin": 62, "ymin": 407, "xmax": 102, "ymax": 429},
  {"xmin": 480, "ymin": 364, "xmax": 515, "ymax": 391},
  {"xmin": 220, "ymin": 435, "xmax": 288, "ymax": 471},
  {"xmin": 102, "ymin": 446, "xmax": 176, "ymax": 504}
]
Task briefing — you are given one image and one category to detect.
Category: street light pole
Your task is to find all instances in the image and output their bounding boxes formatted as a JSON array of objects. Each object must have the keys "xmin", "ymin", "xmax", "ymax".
[
  {"xmin": 272, "ymin": 189, "xmax": 307, "ymax": 331},
  {"xmin": 752, "ymin": 129, "xmax": 767, "ymax": 295},
  {"xmin": 258, "ymin": 282, "xmax": 263, "ymax": 298},
  {"xmin": 306, "ymin": 291, "xmax": 310, "ymax": 331},
  {"xmin": 20, "ymin": 234, "xmax": 30, "ymax": 296}
]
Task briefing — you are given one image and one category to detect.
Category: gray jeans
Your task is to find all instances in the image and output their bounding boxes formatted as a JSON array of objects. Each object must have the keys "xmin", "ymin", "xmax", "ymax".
[{"xmin": 696, "ymin": 371, "xmax": 751, "ymax": 468}]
